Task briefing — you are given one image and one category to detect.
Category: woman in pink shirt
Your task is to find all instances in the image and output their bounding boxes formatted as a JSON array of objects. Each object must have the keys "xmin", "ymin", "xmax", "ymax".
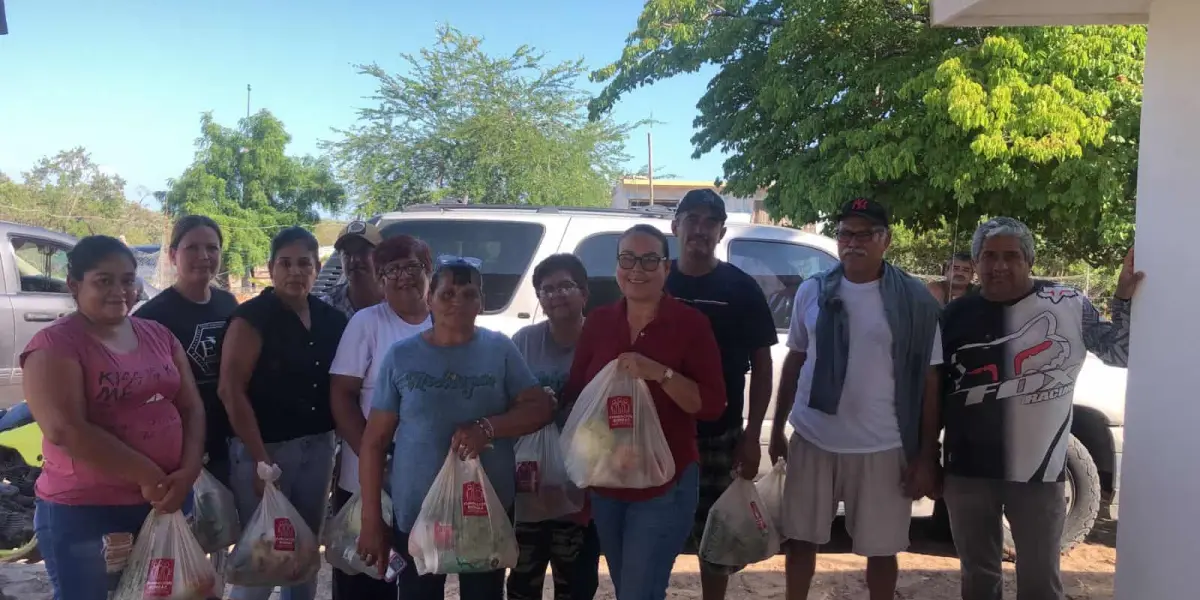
[{"xmin": 21, "ymin": 235, "xmax": 207, "ymax": 600}]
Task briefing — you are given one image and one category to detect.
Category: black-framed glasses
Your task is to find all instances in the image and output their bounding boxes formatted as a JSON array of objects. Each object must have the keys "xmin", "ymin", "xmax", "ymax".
[
  {"xmin": 617, "ymin": 252, "xmax": 665, "ymax": 272},
  {"xmin": 835, "ymin": 228, "xmax": 886, "ymax": 243},
  {"xmin": 436, "ymin": 254, "xmax": 483, "ymax": 269},
  {"xmin": 381, "ymin": 263, "xmax": 427, "ymax": 280},
  {"xmin": 537, "ymin": 280, "xmax": 580, "ymax": 298}
]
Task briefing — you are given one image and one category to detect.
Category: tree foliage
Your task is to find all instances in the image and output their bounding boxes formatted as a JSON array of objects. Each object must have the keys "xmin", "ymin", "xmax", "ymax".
[
  {"xmin": 0, "ymin": 148, "xmax": 164, "ymax": 244},
  {"xmin": 591, "ymin": 0, "xmax": 1144, "ymax": 265},
  {"xmin": 326, "ymin": 25, "xmax": 637, "ymax": 215},
  {"xmin": 164, "ymin": 111, "xmax": 346, "ymax": 279}
]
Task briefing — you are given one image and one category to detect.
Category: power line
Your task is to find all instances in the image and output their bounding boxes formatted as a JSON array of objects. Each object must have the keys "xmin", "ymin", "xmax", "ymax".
[{"xmin": 0, "ymin": 203, "xmax": 316, "ymax": 232}]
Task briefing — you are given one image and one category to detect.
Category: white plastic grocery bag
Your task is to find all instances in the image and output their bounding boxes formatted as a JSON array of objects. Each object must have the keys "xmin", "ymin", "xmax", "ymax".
[
  {"xmin": 755, "ymin": 459, "xmax": 787, "ymax": 532},
  {"xmin": 323, "ymin": 490, "xmax": 394, "ymax": 578},
  {"xmin": 113, "ymin": 511, "xmax": 220, "ymax": 600},
  {"xmin": 698, "ymin": 478, "xmax": 781, "ymax": 567},
  {"xmin": 514, "ymin": 423, "xmax": 584, "ymax": 522},
  {"xmin": 559, "ymin": 360, "xmax": 674, "ymax": 489},
  {"xmin": 190, "ymin": 468, "xmax": 241, "ymax": 554},
  {"xmin": 408, "ymin": 451, "xmax": 519, "ymax": 575},
  {"xmin": 225, "ymin": 462, "xmax": 321, "ymax": 587}
]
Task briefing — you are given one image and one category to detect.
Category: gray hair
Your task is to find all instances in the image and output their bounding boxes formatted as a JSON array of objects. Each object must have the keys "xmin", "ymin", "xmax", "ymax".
[{"xmin": 971, "ymin": 217, "xmax": 1036, "ymax": 264}]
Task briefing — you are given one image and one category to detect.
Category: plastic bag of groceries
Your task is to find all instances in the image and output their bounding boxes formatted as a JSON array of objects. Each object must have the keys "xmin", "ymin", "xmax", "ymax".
[
  {"xmin": 755, "ymin": 459, "xmax": 787, "ymax": 531},
  {"xmin": 514, "ymin": 423, "xmax": 584, "ymax": 522},
  {"xmin": 408, "ymin": 450, "xmax": 518, "ymax": 575},
  {"xmin": 323, "ymin": 490, "xmax": 394, "ymax": 578},
  {"xmin": 190, "ymin": 468, "xmax": 241, "ymax": 554},
  {"xmin": 698, "ymin": 478, "xmax": 781, "ymax": 567},
  {"xmin": 113, "ymin": 511, "xmax": 220, "ymax": 600},
  {"xmin": 560, "ymin": 360, "xmax": 674, "ymax": 489},
  {"xmin": 225, "ymin": 462, "xmax": 321, "ymax": 586}
]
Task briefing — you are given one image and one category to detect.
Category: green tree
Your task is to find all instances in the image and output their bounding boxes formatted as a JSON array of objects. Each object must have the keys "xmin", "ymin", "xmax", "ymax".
[
  {"xmin": 591, "ymin": 0, "xmax": 1144, "ymax": 265},
  {"xmin": 165, "ymin": 111, "xmax": 346, "ymax": 282},
  {"xmin": 0, "ymin": 148, "xmax": 164, "ymax": 243},
  {"xmin": 326, "ymin": 25, "xmax": 637, "ymax": 215}
]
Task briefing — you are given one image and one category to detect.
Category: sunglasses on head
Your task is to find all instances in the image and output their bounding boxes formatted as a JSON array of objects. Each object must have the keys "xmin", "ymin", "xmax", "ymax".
[{"xmin": 436, "ymin": 255, "xmax": 483, "ymax": 269}]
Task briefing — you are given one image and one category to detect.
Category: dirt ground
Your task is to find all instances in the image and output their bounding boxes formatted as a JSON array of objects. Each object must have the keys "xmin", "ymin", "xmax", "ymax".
[
  {"xmin": 451, "ymin": 518, "xmax": 1119, "ymax": 600},
  {"xmin": 0, "ymin": 518, "xmax": 1117, "ymax": 599}
]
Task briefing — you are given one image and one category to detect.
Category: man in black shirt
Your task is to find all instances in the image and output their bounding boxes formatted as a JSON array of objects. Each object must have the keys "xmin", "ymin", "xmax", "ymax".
[
  {"xmin": 667, "ymin": 189, "xmax": 777, "ymax": 600},
  {"xmin": 941, "ymin": 217, "xmax": 1142, "ymax": 600}
]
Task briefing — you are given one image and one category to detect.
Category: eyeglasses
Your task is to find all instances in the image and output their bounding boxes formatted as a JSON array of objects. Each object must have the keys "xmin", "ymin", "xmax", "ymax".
[
  {"xmin": 381, "ymin": 263, "xmax": 427, "ymax": 280},
  {"xmin": 436, "ymin": 255, "xmax": 483, "ymax": 269},
  {"xmin": 617, "ymin": 252, "xmax": 665, "ymax": 272},
  {"xmin": 537, "ymin": 280, "xmax": 580, "ymax": 298},
  {"xmin": 835, "ymin": 228, "xmax": 886, "ymax": 243}
]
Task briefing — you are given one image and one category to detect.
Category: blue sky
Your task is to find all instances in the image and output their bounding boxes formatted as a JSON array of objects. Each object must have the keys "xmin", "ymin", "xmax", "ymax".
[{"xmin": 0, "ymin": 0, "xmax": 726, "ymax": 212}]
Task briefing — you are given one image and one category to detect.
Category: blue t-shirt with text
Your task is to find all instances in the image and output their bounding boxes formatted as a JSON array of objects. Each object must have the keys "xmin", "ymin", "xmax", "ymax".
[{"xmin": 371, "ymin": 327, "xmax": 539, "ymax": 532}]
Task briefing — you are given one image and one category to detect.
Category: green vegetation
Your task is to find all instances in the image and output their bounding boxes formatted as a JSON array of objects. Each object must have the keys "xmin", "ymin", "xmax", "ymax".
[
  {"xmin": 591, "ymin": 0, "xmax": 1144, "ymax": 266},
  {"xmin": 324, "ymin": 25, "xmax": 637, "ymax": 215}
]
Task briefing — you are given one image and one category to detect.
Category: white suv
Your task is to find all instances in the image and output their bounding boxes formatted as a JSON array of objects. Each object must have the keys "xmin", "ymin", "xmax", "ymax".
[{"xmin": 314, "ymin": 203, "xmax": 1125, "ymax": 554}]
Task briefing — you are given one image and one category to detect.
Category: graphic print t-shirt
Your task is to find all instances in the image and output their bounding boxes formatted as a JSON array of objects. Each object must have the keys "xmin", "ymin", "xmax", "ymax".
[
  {"xmin": 329, "ymin": 303, "xmax": 432, "ymax": 493},
  {"xmin": 941, "ymin": 281, "xmax": 1131, "ymax": 482},
  {"xmin": 134, "ymin": 286, "xmax": 238, "ymax": 458},
  {"xmin": 666, "ymin": 261, "xmax": 777, "ymax": 437},
  {"xmin": 371, "ymin": 327, "xmax": 539, "ymax": 532},
  {"xmin": 21, "ymin": 316, "xmax": 184, "ymax": 505}
]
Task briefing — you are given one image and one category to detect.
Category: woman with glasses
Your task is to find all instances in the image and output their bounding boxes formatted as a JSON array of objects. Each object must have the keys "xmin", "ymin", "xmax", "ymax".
[
  {"xmin": 506, "ymin": 254, "xmax": 602, "ymax": 600},
  {"xmin": 562, "ymin": 224, "xmax": 726, "ymax": 600},
  {"xmin": 356, "ymin": 255, "xmax": 554, "ymax": 600},
  {"xmin": 218, "ymin": 227, "xmax": 348, "ymax": 600},
  {"xmin": 327, "ymin": 235, "xmax": 433, "ymax": 600},
  {"xmin": 22, "ymin": 236, "xmax": 206, "ymax": 600}
]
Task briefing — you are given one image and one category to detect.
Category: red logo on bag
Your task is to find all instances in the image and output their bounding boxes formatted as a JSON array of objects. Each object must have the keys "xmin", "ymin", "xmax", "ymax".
[
  {"xmin": 607, "ymin": 395, "xmax": 633, "ymax": 429},
  {"xmin": 274, "ymin": 517, "xmax": 297, "ymax": 551},
  {"xmin": 144, "ymin": 558, "xmax": 174, "ymax": 597},
  {"xmin": 516, "ymin": 461, "xmax": 540, "ymax": 493},
  {"xmin": 462, "ymin": 481, "xmax": 489, "ymax": 516},
  {"xmin": 434, "ymin": 522, "xmax": 454, "ymax": 548},
  {"xmin": 750, "ymin": 501, "xmax": 768, "ymax": 532}
]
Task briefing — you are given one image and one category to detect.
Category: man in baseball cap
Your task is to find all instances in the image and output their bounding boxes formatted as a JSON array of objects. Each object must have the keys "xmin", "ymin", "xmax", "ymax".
[
  {"xmin": 669, "ymin": 189, "xmax": 778, "ymax": 600},
  {"xmin": 320, "ymin": 220, "xmax": 384, "ymax": 317},
  {"xmin": 770, "ymin": 196, "xmax": 943, "ymax": 600}
]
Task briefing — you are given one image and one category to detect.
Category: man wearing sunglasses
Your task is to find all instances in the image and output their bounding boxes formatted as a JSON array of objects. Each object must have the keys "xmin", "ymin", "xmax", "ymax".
[
  {"xmin": 666, "ymin": 189, "xmax": 778, "ymax": 600},
  {"xmin": 768, "ymin": 198, "xmax": 943, "ymax": 600},
  {"xmin": 320, "ymin": 220, "xmax": 384, "ymax": 318}
]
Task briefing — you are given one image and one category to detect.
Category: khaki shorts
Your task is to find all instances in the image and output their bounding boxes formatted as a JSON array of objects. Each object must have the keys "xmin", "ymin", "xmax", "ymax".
[{"xmin": 781, "ymin": 433, "xmax": 912, "ymax": 557}]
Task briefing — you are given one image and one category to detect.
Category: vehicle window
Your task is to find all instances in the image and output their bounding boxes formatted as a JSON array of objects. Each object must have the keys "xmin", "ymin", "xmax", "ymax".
[
  {"xmin": 378, "ymin": 220, "xmax": 544, "ymax": 314},
  {"xmin": 574, "ymin": 232, "xmax": 679, "ymax": 314},
  {"xmin": 728, "ymin": 239, "xmax": 836, "ymax": 331},
  {"xmin": 10, "ymin": 237, "xmax": 71, "ymax": 295}
]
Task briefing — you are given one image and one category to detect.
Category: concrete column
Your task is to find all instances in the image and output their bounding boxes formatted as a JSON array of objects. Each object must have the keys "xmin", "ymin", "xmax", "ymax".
[{"xmin": 1115, "ymin": 0, "xmax": 1200, "ymax": 597}]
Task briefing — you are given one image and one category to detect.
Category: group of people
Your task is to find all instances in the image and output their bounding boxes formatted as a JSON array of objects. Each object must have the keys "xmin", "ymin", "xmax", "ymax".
[{"xmin": 18, "ymin": 188, "xmax": 1140, "ymax": 600}]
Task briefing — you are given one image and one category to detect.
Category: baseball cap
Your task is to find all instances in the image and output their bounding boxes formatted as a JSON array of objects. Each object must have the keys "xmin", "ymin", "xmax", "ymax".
[
  {"xmin": 835, "ymin": 197, "xmax": 890, "ymax": 227},
  {"xmin": 675, "ymin": 189, "xmax": 728, "ymax": 222},
  {"xmin": 334, "ymin": 220, "xmax": 383, "ymax": 250}
]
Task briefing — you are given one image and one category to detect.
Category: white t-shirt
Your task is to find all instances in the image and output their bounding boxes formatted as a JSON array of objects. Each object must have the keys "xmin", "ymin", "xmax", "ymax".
[
  {"xmin": 786, "ymin": 277, "xmax": 943, "ymax": 454},
  {"xmin": 329, "ymin": 303, "xmax": 432, "ymax": 492}
]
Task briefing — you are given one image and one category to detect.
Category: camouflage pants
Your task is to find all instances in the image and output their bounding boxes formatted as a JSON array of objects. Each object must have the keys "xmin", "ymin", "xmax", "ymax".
[{"xmin": 506, "ymin": 519, "xmax": 601, "ymax": 600}]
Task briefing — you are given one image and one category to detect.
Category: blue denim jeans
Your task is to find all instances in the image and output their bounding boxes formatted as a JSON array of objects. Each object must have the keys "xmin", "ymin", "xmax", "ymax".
[
  {"xmin": 228, "ymin": 432, "xmax": 336, "ymax": 600},
  {"xmin": 35, "ymin": 496, "xmax": 195, "ymax": 600},
  {"xmin": 590, "ymin": 462, "xmax": 699, "ymax": 600}
]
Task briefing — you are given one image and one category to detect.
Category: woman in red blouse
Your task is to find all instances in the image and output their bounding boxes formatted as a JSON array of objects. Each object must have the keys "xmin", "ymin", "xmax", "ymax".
[{"xmin": 563, "ymin": 224, "xmax": 726, "ymax": 600}]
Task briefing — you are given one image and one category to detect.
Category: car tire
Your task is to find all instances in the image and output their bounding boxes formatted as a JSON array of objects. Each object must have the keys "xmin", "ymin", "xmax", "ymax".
[{"xmin": 1002, "ymin": 435, "xmax": 1100, "ymax": 560}]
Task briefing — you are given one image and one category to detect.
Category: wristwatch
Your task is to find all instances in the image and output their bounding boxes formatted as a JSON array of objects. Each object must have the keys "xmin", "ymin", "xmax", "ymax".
[{"xmin": 660, "ymin": 367, "xmax": 675, "ymax": 384}]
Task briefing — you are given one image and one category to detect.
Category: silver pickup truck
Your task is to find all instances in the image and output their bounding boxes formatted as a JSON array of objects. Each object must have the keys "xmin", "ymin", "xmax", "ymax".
[{"xmin": 0, "ymin": 221, "xmax": 159, "ymax": 409}]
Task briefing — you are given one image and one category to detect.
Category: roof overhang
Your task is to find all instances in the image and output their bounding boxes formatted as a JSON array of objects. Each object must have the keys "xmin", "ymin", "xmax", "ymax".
[{"xmin": 931, "ymin": 0, "xmax": 1150, "ymax": 26}]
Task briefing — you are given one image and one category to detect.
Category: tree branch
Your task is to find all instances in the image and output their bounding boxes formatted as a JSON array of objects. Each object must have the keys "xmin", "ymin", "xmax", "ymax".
[{"xmin": 708, "ymin": 8, "xmax": 784, "ymax": 28}]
